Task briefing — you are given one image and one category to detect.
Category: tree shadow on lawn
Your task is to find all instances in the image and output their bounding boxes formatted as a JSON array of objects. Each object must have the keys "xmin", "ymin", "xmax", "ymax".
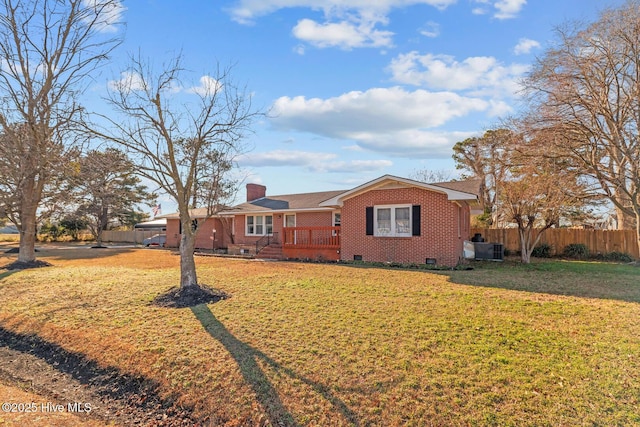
[
  {"xmin": 191, "ymin": 304, "xmax": 359, "ymax": 427},
  {"xmin": 1, "ymin": 245, "xmax": 137, "ymax": 266},
  {"xmin": 329, "ymin": 260, "xmax": 640, "ymax": 304}
]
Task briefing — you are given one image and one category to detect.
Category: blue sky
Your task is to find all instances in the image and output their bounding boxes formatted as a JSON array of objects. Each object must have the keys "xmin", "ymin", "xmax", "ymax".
[{"xmin": 87, "ymin": 0, "xmax": 625, "ymax": 214}]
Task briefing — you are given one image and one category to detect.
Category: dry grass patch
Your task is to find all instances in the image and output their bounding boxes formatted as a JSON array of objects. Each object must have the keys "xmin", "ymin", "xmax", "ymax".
[{"xmin": 0, "ymin": 248, "xmax": 639, "ymax": 425}]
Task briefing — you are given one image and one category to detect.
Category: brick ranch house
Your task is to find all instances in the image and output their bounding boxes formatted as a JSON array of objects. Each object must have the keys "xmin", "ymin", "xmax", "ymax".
[{"xmin": 161, "ymin": 175, "xmax": 480, "ymax": 267}]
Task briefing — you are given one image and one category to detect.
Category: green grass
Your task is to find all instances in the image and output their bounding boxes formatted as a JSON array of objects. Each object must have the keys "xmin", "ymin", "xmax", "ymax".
[{"xmin": 1, "ymin": 247, "xmax": 639, "ymax": 426}]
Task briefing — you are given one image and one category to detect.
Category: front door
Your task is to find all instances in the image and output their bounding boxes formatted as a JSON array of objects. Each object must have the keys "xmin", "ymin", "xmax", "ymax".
[{"xmin": 284, "ymin": 214, "xmax": 296, "ymax": 244}]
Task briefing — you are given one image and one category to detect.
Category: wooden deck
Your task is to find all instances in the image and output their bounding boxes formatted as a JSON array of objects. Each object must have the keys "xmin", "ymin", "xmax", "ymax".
[{"xmin": 282, "ymin": 226, "xmax": 340, "ymax": 260}]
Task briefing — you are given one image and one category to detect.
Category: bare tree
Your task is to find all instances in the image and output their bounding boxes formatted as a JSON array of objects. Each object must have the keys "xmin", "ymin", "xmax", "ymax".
[
  {"xmin": 0, "ymin": 0, "xmax": 122, "ymax": 263},
  {"xmin": 500, "ymin": 173, "xmax": 565, "ymax": 264},
  {"xmin": 409, "ymin": 168, "xmax": 453, "ymax": 184},
  {"xmin": 499, "ymin": 140, "xmax": 589, "ymax": 264},
  {"xmin": 522, "ymin": 0, "xmax": 640, "ymax": 252},
  {"xmin": 95, "ymin": 54, "xmax": 257, "ymax": 293},
  {"xmin": 0, "ymin": 124, "xmax": 72, "ymax": 237}
]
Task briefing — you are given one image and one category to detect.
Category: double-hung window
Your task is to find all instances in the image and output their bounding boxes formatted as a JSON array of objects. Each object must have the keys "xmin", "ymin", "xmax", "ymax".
[
  {"xmin": 246, "ymin": 215, "xmax": 273, "ymax": 236},
  {"xmin": 374, "ymin": 205, "xmax": 412, "ymax": 237}
]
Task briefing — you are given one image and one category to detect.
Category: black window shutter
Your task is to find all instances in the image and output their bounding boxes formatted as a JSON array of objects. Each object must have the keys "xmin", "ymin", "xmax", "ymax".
[
  {"xmin": 366, "ymin": 207, "xmax": 374, "ymax": 235},
  {"xmin": 412, "ymin": 205, "xmax": 421, "ymax": 236}
]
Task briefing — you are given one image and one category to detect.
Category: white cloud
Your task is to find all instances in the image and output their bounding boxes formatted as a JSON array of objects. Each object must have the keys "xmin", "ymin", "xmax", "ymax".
[
  {"xmin": 387, "ymin": 51, "xmax": 528, "ymax": 97},
  {"xmin": 471, "ymin": 0, "xmax": 525, "ymax": 19},
  {"xmin": 269, "ymin": 87, "xmax": 488, "ymax": 158},
  {"xmin": 471, "ymin": 7, "xmax": 487, "ymax": 15},
  {"xmin": 419, "ymin": 21, "xmax": 440, "ymax": 38},
  {"xmin": 513, "ymin": 38, "xmax": 540, "ymax": 55},
  {"xmin": 228, "ymin": 1, "xmax": 456, "ymax": 24},
  {"xmin": 341, "ymin": 144, "xmax": 365, "ymax": 152},
  {"xmin": 356, "ymin": 129, "xmax": 478, "ymax": 157},
  {"xmin": 238, "ymin": 150, "xmax": 392, "ymax": 173},
  {"xmin": 187, "ymin": 75, "xmax": 222, "ymax": 96},
  {"xmin": 82, "ymin": 0, "xmax": 126, "ymax": 33},
  {"xmin": 292, "ymin": 18, "xmax": 394, "ymax": 49},
  {"xmin": 238, "ymin": 150, "xmax": 336, "ymax": 167},
  {"xmin": 228, "ymin": 0, "xmax": 524, "ymax": 51},
  {"xmin": 108, "ymin": 71, "xmax": 146, "ymax": 92},
  {"xmin": 310, "ymin": 159, "xmax": 393, "ymax": 173},
  {"xmin": 494, "ymin": 0, "xmax": 526, "ymax": 19},
  {"xmin": 229, "ymin": 0, "xmax": 456, "ymax": 49},
  {"xmin": 272, "ymin": 87, "xmax": 487, "ymax": 136}
]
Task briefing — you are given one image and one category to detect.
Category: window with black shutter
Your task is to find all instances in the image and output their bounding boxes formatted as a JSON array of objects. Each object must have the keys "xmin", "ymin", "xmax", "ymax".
[
  {"xmin": 365, "ymin": 207, "xmax": 374, "ymax": 235},
  {"xmin": 412, "ymin": 205, "xmax": 421, "ymax": 236}
]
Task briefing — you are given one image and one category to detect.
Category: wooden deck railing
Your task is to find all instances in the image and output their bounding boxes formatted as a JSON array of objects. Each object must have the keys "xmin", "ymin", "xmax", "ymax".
[{"xmin": 283, "ymin": 226, "xmax": 340, "ymax": 249}]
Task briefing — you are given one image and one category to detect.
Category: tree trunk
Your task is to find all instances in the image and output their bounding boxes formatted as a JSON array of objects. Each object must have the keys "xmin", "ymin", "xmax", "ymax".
[
  {"xmin": 615, "ymin": 205, "xmax": 635, "ymax": 230},
  {"xmin": 635, "ymin": 211, "xmax": 640, "ymax": 261},
  {"xmin": 18, "ymin": 215, "xmax": 37, "ymax": 263},
  {"xmin": 518, "ymin": 228, "xmax": 531, "ymax": 264},
  {"xmin": 96, "ymin": 206, "xmax": 109, "ymax": 247},
  {"xmin": 17, "ymin": 189, "xmax": 38, "ymax": 263},
  {"xmin": 179, "ymin": 221, "xmax": 198, "ymax": 289}
]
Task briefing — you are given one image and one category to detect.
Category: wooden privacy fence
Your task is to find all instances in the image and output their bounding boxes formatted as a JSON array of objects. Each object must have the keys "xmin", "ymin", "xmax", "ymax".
[
  {"xmin": 471, "ymin": 228, "xmax": 639, "ymax": 258},
  {"xmin": 101, "ymin": 230, "xmax": 160, "ymax": 244}
]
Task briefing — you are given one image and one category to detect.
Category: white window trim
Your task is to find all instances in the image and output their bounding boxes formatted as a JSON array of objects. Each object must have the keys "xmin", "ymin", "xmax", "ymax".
[
  {"xmin": 332, "ymin": 211, "xmax": 341, "ymax": 236},
  {"xmin": 284, "ymin": 213, "xmax": 296, "ymax": 227},
  {"xmin": 246, "ymin": 214, "xmax": 273, "ymax": 236},
  {"xmin": 374, "ymin": 204, "xmax": 412, "ymax": 237}
]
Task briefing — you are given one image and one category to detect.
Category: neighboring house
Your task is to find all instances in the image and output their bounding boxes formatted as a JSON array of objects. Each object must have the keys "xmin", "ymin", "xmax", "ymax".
[
  {"xmin": 162, "ymin": 175, "xmax": 479, "ymax": 267},
  {"xmin": 0, "ymin": 224, "xmax": 19, "ymax": 234},
  {"xmin": 133, "ymin": 218, "xmax": 167, "ymax": 231}
]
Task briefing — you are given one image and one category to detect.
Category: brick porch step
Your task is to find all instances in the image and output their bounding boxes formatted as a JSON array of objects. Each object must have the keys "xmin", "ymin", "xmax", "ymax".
[{"xmin": 256, "ymin": 245, "xmax": 284, "ymax": 260}]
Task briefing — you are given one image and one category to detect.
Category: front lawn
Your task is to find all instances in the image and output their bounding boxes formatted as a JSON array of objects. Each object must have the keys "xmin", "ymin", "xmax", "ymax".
[{"xmin": 1, "ymin": 247, "xmax": 639, "ymax": 426}]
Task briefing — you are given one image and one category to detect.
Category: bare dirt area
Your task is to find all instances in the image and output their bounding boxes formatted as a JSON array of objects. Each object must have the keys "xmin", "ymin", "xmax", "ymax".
[
  {"xmin": 0, "ymin": 328, "xmax": 198, "ymax": 426},
  {"xmin": 0, "ymin": 381, "xmax": 106, "ymax": 427},
  {"xmin": 151, "ymin": 285, "xmax": 229, "ymax": 309}
]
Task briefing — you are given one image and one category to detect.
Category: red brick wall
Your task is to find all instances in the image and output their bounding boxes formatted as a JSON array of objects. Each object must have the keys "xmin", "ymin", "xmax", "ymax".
[
  {"xmin": 246, "ymin": 184, "xmax": 266, "ymax": 201},
  {"xmin": 232, "ymin": 214, "xmax": 278, "ymax": 246},
  {"xmin": 294, "ymin": 211, "xmax": 334, "ymax": 227},
  {"xmin": 166, "ymin": 219, "xmax": 180, "ymax": 248},
  {"xmin": 340, "ymin": 187, "xmax": 470, "ymax": 266},
  {"xmin": 165, "ymin": 217, "xmax": 230, "ymax": 249},
  {"xmin": 193, "ymin": 218, "xmax": 228, "ymax": 249}
]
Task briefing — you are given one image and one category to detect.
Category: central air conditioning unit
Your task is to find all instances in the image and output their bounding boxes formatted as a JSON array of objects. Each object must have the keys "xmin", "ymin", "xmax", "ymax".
[{"xmin": 473, "ymin": 242, "xmax": 504, "ymax": 261}]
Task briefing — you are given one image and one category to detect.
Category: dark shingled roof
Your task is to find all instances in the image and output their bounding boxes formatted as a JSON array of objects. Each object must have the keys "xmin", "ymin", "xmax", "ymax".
[
  {"xmin": 221, "ymin": 189, "xmax": 348, "ymax": 214},
  {"xmin": 160, "ymin": 178, "xmax": 480, "ymax": 218}
]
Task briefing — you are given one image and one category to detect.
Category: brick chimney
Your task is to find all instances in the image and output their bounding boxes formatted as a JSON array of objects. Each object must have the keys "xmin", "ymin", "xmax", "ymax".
[{"xmin": 246, "ymin": 183, "xmax": 266, "ymax": 202}]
